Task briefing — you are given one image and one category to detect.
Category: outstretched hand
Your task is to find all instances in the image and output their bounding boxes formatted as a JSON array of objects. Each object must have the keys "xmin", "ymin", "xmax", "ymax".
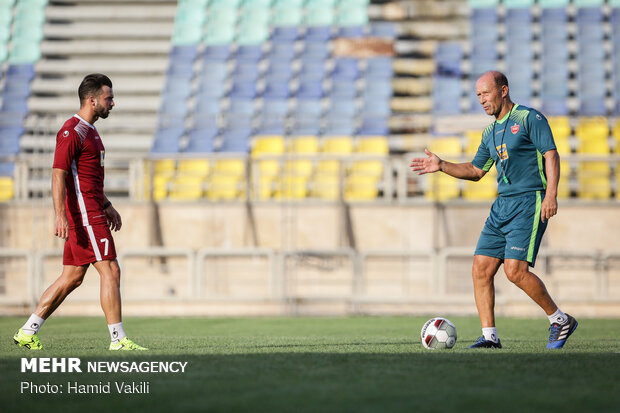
[{"xmin": 410, "ymin": 149, "xmax": 441, "ymax": 175}]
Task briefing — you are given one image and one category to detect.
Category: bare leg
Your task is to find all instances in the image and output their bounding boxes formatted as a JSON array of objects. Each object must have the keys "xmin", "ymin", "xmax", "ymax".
[
  {"xmin": 92, "ymin": 259, "xmax": 122, "ymax": 324},
  {"xmin": 34, "ymin": 265, "xmax": 89, "ymax": 319},
  {"xmin": 503, "ymin": 259, "xmax": 558, "ymax": 315},
  {"xmin": 472, "ymin": 255, "xmax": 503, "ymax": 328}
]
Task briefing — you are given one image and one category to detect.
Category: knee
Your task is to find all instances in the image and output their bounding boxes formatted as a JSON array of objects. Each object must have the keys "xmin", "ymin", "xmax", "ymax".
[
  {"xmin": 504, "ymin": 266, "xmax": 527, "ymax": 285},
  {"xmin": 66, "ymin": 267, "xmax": 87, "ymax": 289},
  {"xmin": 103, "ymin": 262, "xmax": 121, "ymax": 285},
  {"xmin": 472, "ymin": 263, "xmax": 495, "ymax": 283}
]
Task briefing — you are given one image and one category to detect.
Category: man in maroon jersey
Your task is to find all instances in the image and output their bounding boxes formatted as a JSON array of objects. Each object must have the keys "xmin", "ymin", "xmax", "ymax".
[{"xmin": 13, "ymin": 74, "xmax": 147, "ymax": 350}]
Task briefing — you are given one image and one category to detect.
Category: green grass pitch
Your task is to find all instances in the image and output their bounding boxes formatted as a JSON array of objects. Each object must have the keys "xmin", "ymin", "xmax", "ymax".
[{"xmin": 1, "ymin": 316, "xmax": 619, "ymax": 412}]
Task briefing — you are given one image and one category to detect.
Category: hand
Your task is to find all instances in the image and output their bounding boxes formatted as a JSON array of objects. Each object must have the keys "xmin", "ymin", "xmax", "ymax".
[
  {"xmin": 540, "ymin": 195, "xmax": 557, "ymax": 223},
  {"xmin": 104, "ymin": 204, "xmax": 122, "ymax": 231},
  {"xmin": 410, "ymin": 149, "xmax": 441, "ymax": 175},
  {"xmin": 55, "ymin": 214, "xmax": 69, "ymax": 240}
]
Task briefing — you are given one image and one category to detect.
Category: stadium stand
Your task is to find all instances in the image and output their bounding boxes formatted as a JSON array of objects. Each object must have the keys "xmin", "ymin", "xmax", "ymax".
[{"xmin": 0, "ymin": 0, "xmax": 619, "ymax": 203}]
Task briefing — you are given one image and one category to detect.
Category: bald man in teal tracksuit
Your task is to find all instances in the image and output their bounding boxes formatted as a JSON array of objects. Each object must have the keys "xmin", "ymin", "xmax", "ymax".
[{"xmin": 411, "ymin": 71, "xmax": 577, "ymax": 349}]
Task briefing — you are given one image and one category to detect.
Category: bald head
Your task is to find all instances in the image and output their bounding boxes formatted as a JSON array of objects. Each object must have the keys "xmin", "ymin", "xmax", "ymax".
[{"xmin": 476, "ymin": 71, "xmax": 513, "ymax": 119}]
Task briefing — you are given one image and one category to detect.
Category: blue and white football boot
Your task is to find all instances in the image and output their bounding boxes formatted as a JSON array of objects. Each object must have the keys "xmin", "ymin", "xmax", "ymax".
[{"xmin": 546, "ymin": 314, "xmax": 578, "ymax": 349}]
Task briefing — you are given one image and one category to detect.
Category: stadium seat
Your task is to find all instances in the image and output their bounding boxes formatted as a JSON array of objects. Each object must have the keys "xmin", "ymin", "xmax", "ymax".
[
  {"xmin": 0, "ymin": 176, "xmax": 14, "ymax": 202},
  {"xmin": 251, "ymin": 136, "xmax": 285, "ymax": 199},
  {"xmin": 168, "ymin": 175, "xmax": 206, "ymax": 200},
  {"xmin": 462, "ymin": 169, "xmax": 498, "ymax": 201},
  {"xmin": 577, "ymin": 162, "xmax": 611, "ymax": 200},
  {"xmin": 345, "ymin": 174, "xmax": 380, "ymax": 201},
  {"xmin": 425, "ymin": 137, "xmax": 462, "ymax": 201},
  {"xmin": 177, "ymin": 159, "xmax": 210, "ymax": 177},
  {"xmin": 207, "ymin": 159, "xmax": 246, "ymax": 201}
]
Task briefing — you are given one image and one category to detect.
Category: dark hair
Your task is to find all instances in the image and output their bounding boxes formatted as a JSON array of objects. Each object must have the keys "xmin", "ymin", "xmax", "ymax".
[
  {"xmin": 78, "ymin": 73, "xmax": 112, "ymax": 103},
  {"xmin": 492, "ymin": 71, "xmax": 509, "ymax": 89}
]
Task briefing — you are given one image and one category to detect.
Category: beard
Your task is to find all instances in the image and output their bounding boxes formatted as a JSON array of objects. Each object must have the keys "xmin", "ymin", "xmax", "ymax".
[{"xmin": 94, "ymin": 102, "xmax": 110, "ymax": 119}]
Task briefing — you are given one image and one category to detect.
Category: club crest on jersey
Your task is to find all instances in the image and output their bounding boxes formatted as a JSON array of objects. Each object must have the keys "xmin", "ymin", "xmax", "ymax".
[
  {"xmin": 511, "ymin": 124, "xmax": 520, "ymax": 134},
  {"xmin": 63, "ymin": 130, "xmax": 69, "ymax": 137},
  {"xmin": 496, "ymin": 143, "xmax": 509, "ymax": 160}
]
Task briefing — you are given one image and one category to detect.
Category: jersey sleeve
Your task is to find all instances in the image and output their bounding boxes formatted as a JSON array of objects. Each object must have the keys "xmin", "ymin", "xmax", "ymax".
[
  {"xmin": 528, "ymin": 110, "xmax": 556, "ymax": 154},
  {"xmin": 471, "ymin": 136, "xmax": 494, "ymax": 172},
  {"xmin": 52, "ymin": 128, "xmax": 81, "ymax": 171}
]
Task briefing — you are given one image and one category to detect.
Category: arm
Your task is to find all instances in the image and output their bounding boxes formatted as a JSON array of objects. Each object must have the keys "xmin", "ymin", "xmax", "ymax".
[
  {"xmin": 103, "ymin": 195, "xmax": 122, "ymax": 232},
  {"xmin": 410, "ymin": 149, "xmax": 486, "ymax": 181},
  {"xmin": 541, "ymin": 149, "xmax": 559, "ymax": 223},
  {"xmin": 52, "ymin": 168, "xmax": 69, "ymax": 240}
]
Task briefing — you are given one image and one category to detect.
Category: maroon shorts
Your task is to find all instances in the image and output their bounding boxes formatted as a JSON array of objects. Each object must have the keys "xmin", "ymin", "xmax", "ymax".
[{"xmin": 63, "ymin": 224, "xmax": 117, "ymax": 266}]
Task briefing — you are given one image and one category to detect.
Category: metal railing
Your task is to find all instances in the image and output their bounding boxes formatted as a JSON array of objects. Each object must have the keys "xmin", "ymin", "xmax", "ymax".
[{"xmin": 2, "ymin": 247, "xmax": 619, "ymax": 311}]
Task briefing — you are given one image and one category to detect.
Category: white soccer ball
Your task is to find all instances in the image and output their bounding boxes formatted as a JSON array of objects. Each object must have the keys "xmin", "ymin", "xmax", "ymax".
[{"xmin": 420, "ymin": 317, "xmax": 457, "ymax": 350}]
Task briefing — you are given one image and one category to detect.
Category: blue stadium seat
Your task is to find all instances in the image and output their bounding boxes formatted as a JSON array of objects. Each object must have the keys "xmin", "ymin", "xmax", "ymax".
[
  {"xmin": 202, "ymin": 45, "xmax": 231, "ymax": 61},
  {"xmin": 6, "ymin": 64, "xmax": 35, "ymax": 81},
  {"xmin": 218, "ymin": 129, "xmax": 250, "ymax": 152},
  {"xmin": 332, "ymin": 58, "xmax": 360, "ymax": 80},
  {"xmin": 330, "ymin": 80, "xmax": 357, "ymax": 99},
  {"xmin": 369, "ymin": 22, "xmax": 397, "ymax": 38},
  {"xmin": 358, "ymin": 116, "xmax": 389, "ymax": 135},
  {"xmin": 271, "ymin": 27, "xmax": 299, "ymax": 43},
  {"xmin": 195, "ymin": 98, "xmax": 221, "ymax": 116},
  {"xmin": 365, "ymin": 57, "xmax": 393, "ymax": 79},
  {"xmin": 170, "ymin": 45, "xmax": 199, "ymax": 62},
  {"xmin": 328, "ymin": 97, "xmax": 357, "ymax": 116},
  {"xmin": 337, "ymin": 26, "xmax": 364, "ymax": 38},
  {"xmin": 435, "ymin": 43, "xmax": 462, "ymax": 76},
  {"xmin": 185, "ymin": 127, "xmax": 217, "ymax": 152},
  {"xmin": 236, "ymin": 45, "xmax": 263, "ymax": 62},
  {"xmin": 0, "ymin": 112, "xmax": 25, "ymax": 128},
  {"xmin": 0, "ymin": 162, "xmax": 15, "ymax": 176},
  {"xmin": 305, "ymin": 26, "xmax": 332, "ymax": 42},
  {"xmin": 269, "ymin": 42, "xmax": 297, "ymax": 61}
]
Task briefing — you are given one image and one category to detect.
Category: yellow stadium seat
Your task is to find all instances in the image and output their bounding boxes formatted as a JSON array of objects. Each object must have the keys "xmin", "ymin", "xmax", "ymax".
[
  {"xmin": 547, "ymin": 116, "xmax": 571, "ymax": 140},
  {"xmin": 322, "ymin": 136, "xmax": 354, "ymax": 154},
  {"xmin": 207, "ymin": 175, "xmax": 245, "ymax": 201},
  {"xmin": 575, "ymin": 117, "xmax": 609, "ymax": 140},
  {"xmin": 356, "ymin": 136, "xmax": 389, "ymax": 154},
  {"xmin": 177, "ymin": 159, "xmax": 210, "ymax": 177},
  {"xmin": 206, "ymin": 159, "xmax": 246, "ymax": 201},
  {"xmin": 429, "ymin": 137, "xmax": 462, "ymax": 157},
  {"xmin": 425, "ymin": 137, "xmax": 462, "ymax": 201},
  {"xmin": 462, "ymin": 169, "xmax": 497, "ymax": 201},
  {"xmin": 251, "ymin": 135, "xmax": 285, "ymax": 156},
  {"xmin": 0, "ymin": 177, "xmax": 14, "ymax": 202},
  {"xmin": 168, "ymin": 175, "xmax": 205, "ymax": 200},
  {"xmin": 612, "ymin": 119, "xmax": 620, "ymax": 153},
  {"xmin": 577, "ymin": 162, "xmax": 611, "ymax": 200},
  {"xmin": 464, "ymin": 131, "xmax": 483, "ymax": 155},
  {"xmin": 312, "ymin": 174, "xmax": 341, "ymax": 200},
  {"xmin": 345, "ymin": 174, "xmax": 380, "ymax": 201},
  {"xmin": 425, "ymin": 174, "xmax": 460, "ymax": 201},
  {"xmin": 284, "ymin": 159, "xmax": 314, "ymax": 177},
  {"xmin": 153, "ymin": 159, "xmax": 176, "ymax": 175},
  {"xmin": 274, "ymin": 175, "xmax": 309, "ymax": 199},
  {"xmin": 350, "ymin": 160, "xmax": 384, "ymax": 178},
  {"xmin": 213, "ymin": 158, "xmax": 246, "ymax": 176},
  {"xmin": 554, "ymin": 137, "xmax": 571, "ymax": 156},
  {"xmin": 575, "ymin": 117, "xmax": 610, "ymax": 154},
  {"xmin": 557, "ymin": 161, "xmax": 571, "ymax": 199},
  {"xmin": 152, "ymin": 173, "xmax": 171, "ymax": 201},
  {"xmin": 288, "ymin": 136, "xmax": 319, "ymax": 154}
]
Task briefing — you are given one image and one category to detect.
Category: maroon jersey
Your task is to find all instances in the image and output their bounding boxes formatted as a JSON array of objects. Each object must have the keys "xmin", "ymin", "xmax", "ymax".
[{"xmin": 53, "ymin": 115, "xmax": 107, "ymax": 229}]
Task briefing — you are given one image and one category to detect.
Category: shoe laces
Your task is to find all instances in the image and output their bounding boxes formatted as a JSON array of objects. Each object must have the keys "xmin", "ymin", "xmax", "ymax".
[
  {"xmin": 473, "ymin": 336, "xmax": 487, "ymax": 344},
  {"xmin": 548, "ymin": 324, "xmax": 561, "ymax": 341}
]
